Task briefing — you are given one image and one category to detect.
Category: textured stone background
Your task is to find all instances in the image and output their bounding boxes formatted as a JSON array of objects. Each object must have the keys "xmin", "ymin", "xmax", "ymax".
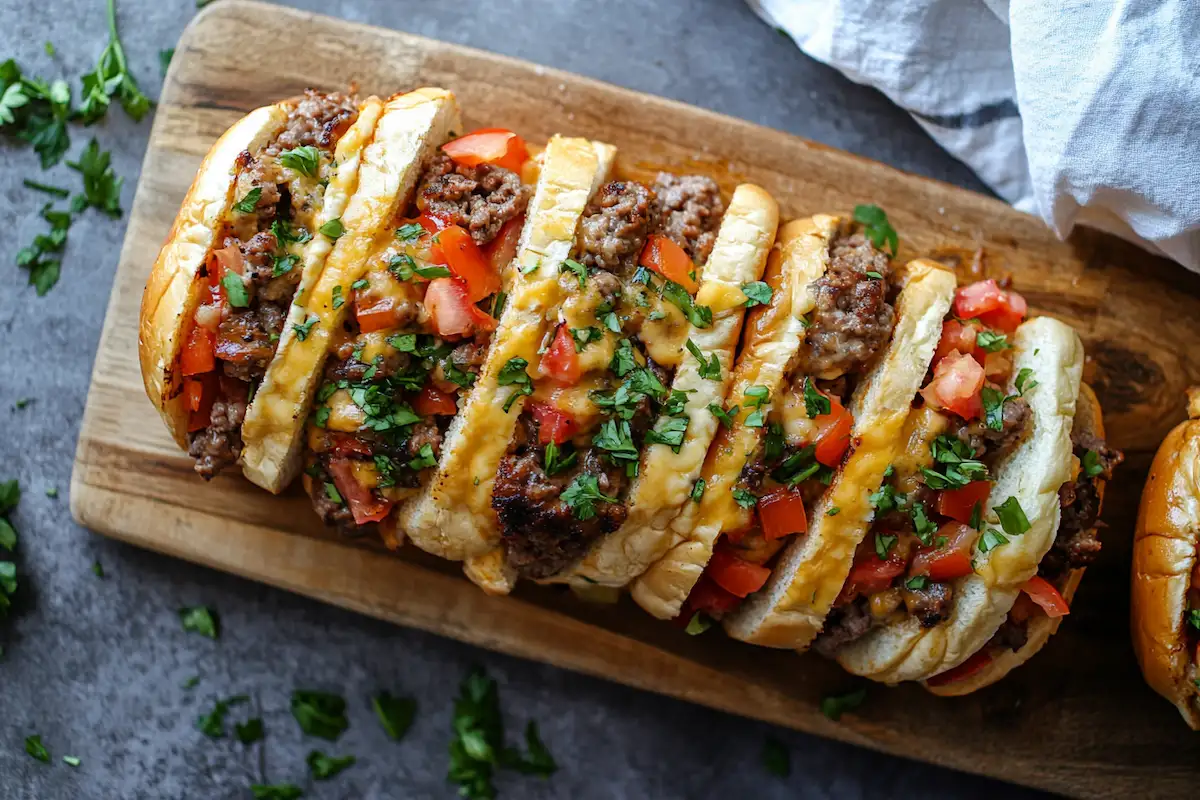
[{"xmin": 0, "ymin": 0, "xmax": 1039, "ymax": 797}]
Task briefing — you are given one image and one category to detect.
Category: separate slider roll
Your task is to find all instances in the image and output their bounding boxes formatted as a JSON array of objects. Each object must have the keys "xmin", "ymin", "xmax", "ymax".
[
  {"xmin": 140, "ymin": 90, "xmax": 385, "ymax": 491},
  {"xmin": 1133, "ymin": 389, "xmax": 1200, "ymax": 729},
  {"xmin": 824, "ymin": 285, "xmax": 1121, "ymax": 694}
]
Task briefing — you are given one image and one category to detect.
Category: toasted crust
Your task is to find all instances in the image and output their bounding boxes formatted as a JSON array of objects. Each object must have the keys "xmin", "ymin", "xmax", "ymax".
[
  {"xmin": 629, "ymin": 216, "xmax": 838, "ymax": 619},
  {"xmin": 554, "ymin": 184, "xmax": 780, "ymax": 588},
  {"xmin": 1131, "ymin": 387, "xmax": 1200, "ymax": 729},
  {"xmin": 137, "ymin": 104, "xmax": 291, "ymax": 449},
  {"xmin": 400, "ymin": 135, "xmax": 617, "ymax": 577},
  {"xmin": 722, "ymin": 258, "xmax": 959, "ymax": 647},
  {"xmin": 238, "ymin": 89, "xmax": 456, "ymax": 492},
  {"xmin": 835, "ymin": 316, "xmax": 1084, "ymax": 682},
  {"xmin": 925, "ymin": 383, "xmax": 1107, "ymax": 696}
]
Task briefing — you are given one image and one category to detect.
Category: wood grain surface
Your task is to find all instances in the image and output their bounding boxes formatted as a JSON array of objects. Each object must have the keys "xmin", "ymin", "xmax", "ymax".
[{"xmin": 70, "ymin": 2, "xmax": 1200, "ymax": 796}]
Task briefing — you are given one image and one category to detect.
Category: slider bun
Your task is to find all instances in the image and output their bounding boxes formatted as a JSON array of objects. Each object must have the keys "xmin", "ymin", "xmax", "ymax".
[
  {"xmin": 1131, "ymin": 387, "xmax": 1200, "ymax": 729},
  {"xmin": 925, "ymin": 382, "xmax": 1106, "ymax": 696},
  {"xmin": 138, "ymin": 103, "xmax": 291, "ymax": 449},
  {"xmin": 835, "ymin": 316, "xmax": 1084, "ymax": 682}
]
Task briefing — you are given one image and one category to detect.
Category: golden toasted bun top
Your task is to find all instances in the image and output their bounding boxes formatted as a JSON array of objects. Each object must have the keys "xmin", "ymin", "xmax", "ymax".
[{"xmin": 1133, "ymin": 390, "xmax": 1200, "ymax": 729}]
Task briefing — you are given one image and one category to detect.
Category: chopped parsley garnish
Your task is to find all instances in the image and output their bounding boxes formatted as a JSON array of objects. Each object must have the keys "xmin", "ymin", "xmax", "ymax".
[
  {"xmin": 220, "ymin": 272, "xmax": 250, "ymax": 308},
  {"xmin": 1081, "ymin": 450, "xmax": 1104, "ymax": 478},
  {"xmin": 922, "ymin": 435, "xmax": 988, "ymax": 489},
  {"xmin": 771, "ymin": 445, "xmax": 821, "ymax": 486},
  {"xmin": 408, "ymin": 443, "xmax": 437, "ymax": 472},
  {"xmin": 308, "ymin": 751, "xmax": 356, "ymax": 780},
  {"xmin": 741, "ymin": 281, "xmax": 773, "ymax": 307},
  {"xmin": 803, "ymin": 378, "xmax": 831, "ymax": 418},
  {"xmin": 981, "ymin": 386, "xmax": 1007, "ymax": 432},
  {"xmin": 498, "ymin": 357, "xmax": 534, "ymax": 412},
  {"xmin": 16, "ymin": 203, "xmax": 72, "ymax": 295},
  {"xmin": 271, "ymin": 219, "xmax": 313, "ymax": 246},
  {"xmin": 1014, "ymin": 367, "xmax": 1038, "ymax": 394},
  {"xmin": 22, "ymin": 179, "xmax": 69, "ymax": 198},
  {"xmin": 732, "ymin": 488, "xmax": 757, "ymax": 509},
  {"xmin": 373, "ymin": 691, "xmax": 416, "ymax": 740},
  {"xmin": 684, "ymin": 612, "xmax": 712, "ymax": 635},
  {"xmin": 662, "ymin": 280, "xmax": 712, "ymax": 328},
  {"xmin": 686, "ymin": 339, "xmax": 721, "ymax": 380},
  {"xmin": 292, "ymin": 315, "xmax": 318, "ymax": 342},
  {"xmin": 492, "ymin": 291, "xmax": 507, "ymax": 318},
  {"xmin": 323, "ymin": 483, "xmax": 342, "ymax": 504},
  {"xmin": 235, "ymin": 718, "xmax": 264, "ymax": 746},
  {"xmin": 158, "ymin": 47, "xmax": 173, "ymax": 76},
  {"xmin": 291, "ymin": 690, "xmax": 349, "ymax": 741},
  {"xmin": 543, "ymin": 441, "xmax": 577, "ymax": 476},
  {"xmin": 865, "ymin": 271, "xmax": 883, "ymax": 279},
  {"xmin": 595, "ymin": 299, "xmax": 622, "ymax": 333},
  {"xmin": 662, "ymin": 389, "xmax": 692, "ymax": 417},
  {"xmin": 708, "ymin": 403, "xmax": 737, "ymax": 429},
  {"xmin": 272, "ymin": 253, "xmax": 298, "ymax": 277},
  {"xmin": 993, "ymin": 496, "xmax": 1031, "ymax": 535},
  {"xmin": 395, "ymin": 222, "xmax": 424, "ymax": 241},
  {"xmin": 250, "ymin": 784, "xmax": 303, "ymax": 800},
  {"xmin": 312, "ymin": 406, "xmax": 329, "ymax": 429},
  {"xmin": 905, "ymin": 575, "xmax": 928, "ymax": 590},
  {"xmin": 593, "ymin": 419, "xmax": 640, "ymax": 468},
  {"xmin": 562, "ymin": 474, "xmax": 618, "ymax": 521},
  {"xmin": 1, "ymin": 61, "xmax": 72, "ymax": 168},
  {"xmin": 869, "ymin": 483, "xmax": 904, "ymax": 515},
  {"xmin": 331, "ymin": 285, "xmax": 345, "ymax": 310},
  {"xmin": 197, "ymin": 695, "xmax": 248, "ymax": 738},
  {"xmin": 442, "ymin": 359, "xmax": 477, "ymax": 390},
  {"xmin": 819, "ymin": 687, "xmax": 867, "ymax": 721},
  {"xmin": 279, "ymin": 145, "xmax": 321, "ymax": 178},
  {"xmin": 852, "ymin": 203, "xmax": 898, "ymax": 257},
  {"xmin": 560, "ymin": 258, "xmax": 589, "ymax": 288},
  {"xmin": 646, "ymin": 416, "xmax": 689, "ymax": 452},
  {"xmin": 609, "ymin": 339, "xmax": 637, "ymax": 377},
  {"xmin": 233, "ymin": 187, "xmax": 261, "ymax": 214},
  {"xmin": 762, "ymin": 737, "xmax": 791, "ymax": 777},
  {"xmin": 976, "ymin": 330, "xmax": 1010, "ymax": 353},
  {"xmin": 910, "ymin": 501, "xmax": 937, "ymax": 545},
  {"xmin": 78, "ymin": 0, "xmax": 151, "ymax": 125},
  {"xmin": 764, "ymin": 421, "xmax": 786, "ymax": 463},
  {"xmin": 874, "ymin": 533, "xmax": 897, "ymax": 559},
  {"xmin": 743, "ymin": 385, "xmax": 769, "ymax": 428},
  {"xmin": 968, "ymin": 500, "xmax": 983, "ymax": 530},
  {"xmin": 24, "ymin": 734, "xmax": 50, "ymax": 763},
  {"xmin": 978, "ymin": 528, "xmax": 1008, "ymax": 553},
  {"xmin": 571, "ymin": 326, "xmax": 604, "ymax": 352},
  {"xmin": 91, "ymin": 560, "xmax": 104, "ymax": 578},
  {"xmin": 351, "ymin": 278, "xmax": 369, "ymax": 291},
  {"xmin": 179, "ymin": 605, "xmax": 219, "ymax": 639},
  {"xmin": 319, "ymin": 218, "xmax": 344, "ymax": 239},
  {"xmin": 827, "ymin": 506, "xmax": 841, "ymax": 517},
  {"xmin": 389, "ymin": 253, "xmax": 450, "ymax": 281},
  {"xmin": 691, "ymin": 479, "xmax": 706, "ymax": 503},
  {"xmin": 1187, "ymin": 609, "xmax": 1200, "ymax": 631}
]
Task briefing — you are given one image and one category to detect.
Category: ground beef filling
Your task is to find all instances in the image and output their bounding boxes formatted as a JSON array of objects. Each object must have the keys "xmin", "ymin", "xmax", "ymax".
[
  {"xmin": 416, "ymin": 153, "xmax": 529, "ymax": 245},
  {"xmin": 577, "ymin": 180, "xmax": 660, "ymax": 275},
  {"xmin": 801, "ymin": 233, "xmax": 895, "ymax": 379},
  {"xmin": 188, "ymin": 91, "xmax": 358, "ymax": 479},
  {"xmin": 651, "ymin": 173, "xmax": 725, "ymax": 265},
  {"xmin": 1041, "ymin": 432, "xmax": 1123, "ymax": 581},
  {"xmin": 953, "ymin": 394, "xmax": 1032, "ymax": 465}
]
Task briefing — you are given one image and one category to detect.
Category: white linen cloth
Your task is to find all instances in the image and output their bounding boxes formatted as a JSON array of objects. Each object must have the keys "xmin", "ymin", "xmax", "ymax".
[{"xmin": 747, "ymin": 0, "xmax": 1200, "ymax": 270}]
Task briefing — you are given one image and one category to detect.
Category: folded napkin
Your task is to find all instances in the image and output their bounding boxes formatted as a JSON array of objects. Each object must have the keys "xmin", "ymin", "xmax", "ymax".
[{"xmin": 748, "ymin": 0, "xmax": 1200, "ymax": 270}]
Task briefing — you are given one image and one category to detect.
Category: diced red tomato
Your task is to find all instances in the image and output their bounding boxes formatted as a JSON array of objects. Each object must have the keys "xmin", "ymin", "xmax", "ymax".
[
  {"xmin": 954, "ymin": 279, "xmax": 1028, "ymax": 333},
  {"xmin": 530, "ymin": 402, "xmax": 579, "ymax": 445},
  {"xmin": 920, "ymin": 350, "xmax": 985, "ymax": 419},
  {"xmin": 209, "ymin": 245, "xmax": 244, "ymax": 283},
  {"xmin": 354, "ymin": 295, "xmax": 403, "ymax": 334},
  {"xmin": 424, "ymin": 277, "xmax": 497, "ymax": 338},
  {"xmin": 416, "ymin": 213, "xmax": 449, "ymax": 234},
  {"xmin": 925, "ymin": 649, "xmax": 993, "ymax": 687},
  {"xmin": 184, "ymin": 374, "xmax": 217, "ymax": 432},
  {"xmin": 845, "ymin": 553, "xmax": 907, "ymax": 597},
  {"xmin": 486, "ymin": 216, "xmax": 524, "ymax": 273},
  {"xmin": 433, "ymin": 225, "xmax": 500, "ymax": 302},
  {"xmin": 911, "ymin": 522, "xmax": 977, "ymax": 581},
  {"xmin": 327, "ymin": 457, "xmax": 394, "ymax": 526},
  {"xmin": 707, "ymin": 548, "xmax": 771, "ymax": 598},
  {"xmin": 934, "ymin": 319, "xmax": 985, "ymax": 366},
  {"xmin": 442, "ymin": 128, "xmax": 529, "ymax": 173},
  {"xmin": 686, "ymin": 575, "xmax": 743, "ymax": 617},
  {"xmin": 639, "ymin": 233, "xmax": 698, "ymax": 292},
  {"xmin": 413, "ymin": 384, "xmax": 459, "ymax": 416},
  {"xmin": 757, "ymin": 487, "xmax": 808, "ymax": 541},
  {"xmin": 936, "ymin": 481, "xmax": 992, "ymax": 525},
  {"xmin": 541, "ymin": 325, "xmax": 581, "ymax": 386},
  {"xmin": 180, "ymin": 322, "xmax": 216, "ymax": 376},
  {"xmin": 1021, "ymin": 575, "xmax": 1070, "ymax": 618},
  {"xmin": 813, "ymin": 397, "xmax": 854, "ymax": 467},
  {"xmin": 326, "ymin": 433, "xmax": 373, "ymax": 457}
]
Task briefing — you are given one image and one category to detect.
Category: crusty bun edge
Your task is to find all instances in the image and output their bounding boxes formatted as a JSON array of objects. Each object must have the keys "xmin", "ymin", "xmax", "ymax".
[
  {"xmin": 1130, "ymin": 387, "xmax": 1200, "ymax": 729},
  {"xmin": 924, "ymin": 383, "xmax": 1107, "ymax": 697},
  {"xmin": 723, "ymin": 258, "xmax": 958, "ymax": 648},
  {"xmin": 137, "ymin": 104, "xmax": 291, "ymax": 449},
  {"xmin": 630, "ymin": 215, "xmax": 838, "ymax": 620}
]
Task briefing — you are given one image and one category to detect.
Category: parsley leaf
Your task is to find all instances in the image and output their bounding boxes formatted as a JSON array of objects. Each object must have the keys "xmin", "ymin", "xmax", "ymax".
[
  {"xmin": 993, "ymin": 496, "xmax": 1031, "ymax": 535},
  {"xmin": 292, "ymin": 315, "xmax": 318, "ymax": 342},
  {"xmin": 979, "ymin": 528, "xmax": 1008, "ymax": 553},
  {"xmin": 684, "ymin": 612, "xmax": 711, "ymax": 635},
  {"xmin": 820, "ymin": 687, "xmax": 867, "ymax": 721},
  {"xmin": 408, "ymin": 443, "xmax": 437, "ymax": 472},
  {"xmin": 559, "ymin": 258, "xmax": 588, "ymax": 288},
  {"xmin": 235, "ymin": 718, "xmax": 264, "ymax": 745},
  {"xmin": 17, "ymin": 202, "xmax": 71, "ymax": 295},
  {"xmin": 24, "ymin": 734, "xmax": 50, "ymax": 763},
  {"xmin": 78, "ymin": 0, "xmax": 151, "ymax": 124},
  {"xmin": 874, "ymin": 533, "xmax": 897, "ymax": 559},
  {"xmin": 708, "ymin": 403, "xmax": 737, "ymax": 429},
  {"xmin": 981, "ymin": 386, "xmax": 1006, "ymax": 432},
  {"xmin": 922, "ymin": 435, "xmax": 988, "ymax": 490},
  {"xmin": 1081, "ymin": 450, "xmax": 1104, "ymax": 478},
  {"xmin": 279, "ymin": 145, "xmax": 321, "ymax": 178},
  {"xmin": 662, "ymin": 280, "xmax": 712, "ymax": 328},
  {"xmin": 197, "ymin": 695, "xmax": 248, "ymax": 738},
  {"xmin": 291, "ymin": 690, "xmax": 349, "ymax": 741},
  {"xmin": 976, "ymin": 330, "xmax": 1009, "ymax": 353},
  {"xmin": 803, "ymin": 378, "xmax": 830, "ymax": 418},
  {"xmin": 543, "ymin": 440, "xmax": 577, "ymax": 477},
  {"xmin": 905, "ymin": 575, "xmax": 929, "ymax": 590},
  {"xmin": 395, "ymin": 222, "xmax": 424, "ymax": 241},
  {"xmin": 250, "ymin": 784, "xmax": 303, "ymax": 800},
  {"xmin": 388, "ymin": 252, "xmax": 450, "ymax": 281},
  {"xmin": 22, "ymin": 179, "xmax": 68, "ymax": 198},
  {"xmin": 690, "ymin": 479, "xmax": 706, "ymax": 502},
  {"xmin": 645, "ymin": 416, "xmax": 689, "ymax": 452},
  {"xmin": 571, "ymin": 326, "xmax": 604, "ymax": 352},
  {"xmin": 852, "ymin": 204, "xmax": 898, "ymax": 257},
  {"xmin": 233, "ymin": 187, "xmax": 261, "ymax": 214},
  {"xmin": 742, "ymin": 281, "xmax": 773, "ymax": 307},
  {"xmin": 497, "ymin": 357, "xmax": 533, "ymax": 412},
  {"xmin": 1014, "ymin": 367, "xmax": 1038, "ymax": 395},
  {"xmin": 179, "ymin": 605, "xmax": 219, "ymax": 639},
  {"xmin": 221, "ymin": 272, "xmax": 250, "ymax": 308},
  {"xmin": 307, "ymin": 750, "xmax": 356, "ymax": 780},
  {"xmin": 733, "ymin": 488, "xmax": 757, "ymax": 509},
  {"xmin": 373, "ymin": 691, "xmax": 416, "ymax": 740},
  {"xmin": 609, "ymin": 339, "xmax": 637, "ymax": 377},
  {"xmin": 562, "ymin": 474, "xmax": 619, "ymax": 521},
  {"xmin": 1186, "ymin": 609, "xmax": 1200, "ymax": 631},
  {"xmin": 319, "ymin": 218, "xmax": 344, "ymax": 239},
  {"xmin": 158, "ymin": 48, "xmax": 174, "ymax": 77},
  {"xmin": 67, "ymin": 139, "xmax": 124, "ymax": 217},
  {"xmin": 686, "ymin": 339, "xmax": 721, "ymax": 380},
  {"xmin": 762, "ymin": 737, "xmax": 790, "ymax": 777}
]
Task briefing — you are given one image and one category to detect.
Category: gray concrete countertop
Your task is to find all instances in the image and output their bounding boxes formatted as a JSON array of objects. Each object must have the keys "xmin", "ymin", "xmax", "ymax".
[{"xmin": 0, "ymin": 1, "xmax": 1040, "ymax": 797}]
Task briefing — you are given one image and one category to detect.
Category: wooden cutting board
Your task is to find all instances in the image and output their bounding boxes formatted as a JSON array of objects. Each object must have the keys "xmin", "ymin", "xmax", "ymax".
[{"xmin": 70, "ymin": 2, "xmax": 1200, "ymax": 796}]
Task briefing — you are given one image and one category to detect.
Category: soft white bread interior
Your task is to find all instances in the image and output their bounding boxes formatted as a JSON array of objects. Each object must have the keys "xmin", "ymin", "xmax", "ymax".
[
  {"xmin": 1131, "ymin": 387, "xmax": 1200, "ymax": 729},
  {"xmin": 400, "ymin": 135, "xmax": 616, "ymax": 583},
  {"xmin": 723, "ymin": 258, "xmax": 958, "ymax": 648},
  {"xmin": 138, "ymin": 104, "xmax": 290, "ymax": 449},
  {"xmin": 555, "ymin": 184, "xmax": 780, "ymax": 588},
  {"xmin": 836, "ymin": 316, "xmax": 1083, "ymax": 682},
  {"xmin": 629, "ymin": 215, "xmax": 838, "ymax": 620},
  {"xmin": 238, "ymin": 93, "xmax": 392, "ymax": 492}
]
